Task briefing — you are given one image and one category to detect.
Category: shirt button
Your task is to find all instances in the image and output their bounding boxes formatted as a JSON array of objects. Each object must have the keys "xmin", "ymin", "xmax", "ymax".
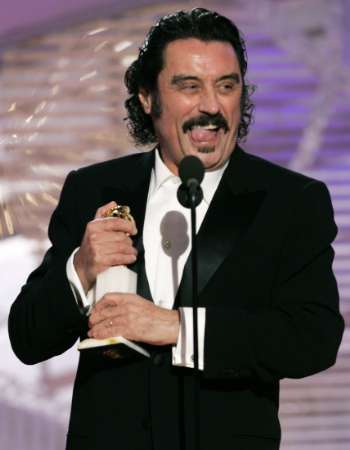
[{"xmin": 162, "ymin": 239, "xmax": 171, "ymax": 250}]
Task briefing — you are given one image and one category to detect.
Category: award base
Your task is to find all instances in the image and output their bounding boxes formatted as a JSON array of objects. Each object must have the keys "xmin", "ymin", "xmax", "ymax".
[{"xmin": 78, "ymin": 336, "xmax": 150, "ymax": 359}]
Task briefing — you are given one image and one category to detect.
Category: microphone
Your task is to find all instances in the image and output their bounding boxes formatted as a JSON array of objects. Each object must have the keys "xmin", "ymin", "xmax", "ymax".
[{"xmin": 177, "ymin": 156, "xmax": 204, "ymax": 208}]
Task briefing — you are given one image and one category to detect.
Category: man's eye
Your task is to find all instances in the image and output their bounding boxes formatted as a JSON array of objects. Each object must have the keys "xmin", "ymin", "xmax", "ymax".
[
  {"xmin": 219, "ymin": 83, "xmax": 235, "ymax": 93},
  {"xmin": 182, "ymin": 83, "xmax": 199, "ymax": 91}
]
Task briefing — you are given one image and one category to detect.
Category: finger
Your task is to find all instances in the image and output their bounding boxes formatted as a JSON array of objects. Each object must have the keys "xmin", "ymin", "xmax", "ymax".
[
  {"xmin": 91, "ymin": 217, "xmax": 137, "ymax": 236},
  {"xmin": 89, "ymin": 303, "xmax": 124, "ymax": 329},
  {"xmin": 84, "ymin": 238, "xmax": 137, "ymax": 264},
  {"xmin": 88, "ymin": 232, "xmax": 135, "ymax": 249},
  {"xmin": 95, "ymin": 252, "xmax": 137, "ymax": 270},
  {"xmin": 89, "ymin": 304, "xmax": 119, "ymax": 327},
  {"xmin": 92, "ymin": 293, "xmax": 142, "ymax": 315},
  {"xmin": 94, "ymin": 201, "xmax": 118, "ymax": 219},
  {"xmin": 87, "ymin": 237, "xmax": 137, "ymax": 261},
  {"xmin": 88, "ymin": 314, "xmax": 127, "ymax": 339},
  {"xmin": 92, "ymin": 293, "xmax": 124, "ymax": 313},
  {"xmin": 84, "ymin": 222, "xmax": 137, "ymax": 253},
  {"xmin": 96, "ymin": 233, "xmax": 134, "ymax": 246},
  {"xmin": 99, "ymin": 241, "xmax": 138, "ymax": 257}
]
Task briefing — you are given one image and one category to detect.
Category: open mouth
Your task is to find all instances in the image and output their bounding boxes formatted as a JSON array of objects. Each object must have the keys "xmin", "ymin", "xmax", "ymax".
[{"xmin": 187, "ymin": 124, "xmax": 221, "ymax": 145}]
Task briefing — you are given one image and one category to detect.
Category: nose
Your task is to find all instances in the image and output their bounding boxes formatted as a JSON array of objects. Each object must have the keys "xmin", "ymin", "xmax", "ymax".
[{"xmin": 198, "ymin": 87, "xmax": 220, "ymax": 115}]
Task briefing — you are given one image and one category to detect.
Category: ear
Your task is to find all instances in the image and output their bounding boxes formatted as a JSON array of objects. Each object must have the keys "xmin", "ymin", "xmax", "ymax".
[{"xmin": 138, "ymin": 89, "xmax": 152, "ymax": 114}]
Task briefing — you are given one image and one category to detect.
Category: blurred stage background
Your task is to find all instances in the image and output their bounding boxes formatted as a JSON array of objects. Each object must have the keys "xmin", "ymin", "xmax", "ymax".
[{"xmin": 0, "ymin": 1, "xmax": 349, "ymax": 449}]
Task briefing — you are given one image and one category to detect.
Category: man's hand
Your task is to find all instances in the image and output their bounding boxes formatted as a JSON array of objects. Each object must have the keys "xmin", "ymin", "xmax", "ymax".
[
  {"xmin": 88, "ymin": 293, "xmax": 180, "ymax": 346},
  {"xmin": 74, "ymin": 201, "xmax": 138, "ymax": 293}
]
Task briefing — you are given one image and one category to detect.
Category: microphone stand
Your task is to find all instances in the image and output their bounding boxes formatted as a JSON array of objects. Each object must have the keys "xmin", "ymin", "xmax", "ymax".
[
  {"xmin": 185, "ymin": 181, "xmax": 202, "ymax": 450},
  {"xmin": 189, "ymin": 189, "xmax": 201, "ymax": 450},
  {"xmin": 177, "ymin": 155, "xmax": 204, "ymax": 450}
]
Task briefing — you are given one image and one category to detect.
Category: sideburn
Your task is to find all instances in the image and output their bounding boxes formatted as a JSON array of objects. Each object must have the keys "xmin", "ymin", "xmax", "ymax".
[{"xmin": 150, "ymin": 89, "xmax": 162, "ymax": 118}]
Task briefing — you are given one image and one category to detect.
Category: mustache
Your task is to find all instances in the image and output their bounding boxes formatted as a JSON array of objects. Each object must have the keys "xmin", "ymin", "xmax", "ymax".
[{"xmin": 182, "ymin": 113, "xmax": 229, "ymax": 134}]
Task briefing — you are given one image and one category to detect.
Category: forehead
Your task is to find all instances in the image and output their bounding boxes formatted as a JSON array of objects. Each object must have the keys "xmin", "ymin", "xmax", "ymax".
[{"xmin": 161, "ymin": 38, "xmax": 241, "ymax": 78}]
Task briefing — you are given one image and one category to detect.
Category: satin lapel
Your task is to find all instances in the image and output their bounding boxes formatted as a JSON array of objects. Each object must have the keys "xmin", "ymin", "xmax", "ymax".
[{"xmin": 175, "ymin": 147, "xmax": 266, "ymax": 307}]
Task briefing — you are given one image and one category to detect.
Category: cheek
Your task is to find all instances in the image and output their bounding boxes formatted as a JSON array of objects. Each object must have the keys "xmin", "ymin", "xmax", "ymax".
[
  {"xmin": 162, "ymin": 92, "xmax": 196, "ymax": 119},
  {"xmin": 227, "ymin": 91, "xmax": 242, "ymax": 114}
]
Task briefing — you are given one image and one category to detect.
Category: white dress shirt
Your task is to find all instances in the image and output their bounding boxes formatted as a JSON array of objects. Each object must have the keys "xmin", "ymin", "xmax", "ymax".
[{"xmin": 66, "ymin": 149, "xmax": 227, "ymax": 369}]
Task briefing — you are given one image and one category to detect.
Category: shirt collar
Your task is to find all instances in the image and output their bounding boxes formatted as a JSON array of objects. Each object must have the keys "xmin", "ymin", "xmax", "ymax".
[
  {"xmin": 153, "ymin": 147, "xmax": 179, "ymax": 190},
  {"xmin": 152, "ymin": 148, "xmax": 228, "ymax": 204}
]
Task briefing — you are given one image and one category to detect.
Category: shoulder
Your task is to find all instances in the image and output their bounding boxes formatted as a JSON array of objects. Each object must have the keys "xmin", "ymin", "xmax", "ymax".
[
  {"xmin": 239, "ymin": 149, "xmax": 327, "ymax": 194},
  {"xmin": 236, "ymin": 149, "xmax": 337, "ymax": 244},
  {"xmin": 231, "ymin": 148, "xmax": 334, "ymax": 222},
  {"xmin": 72, "ymin": 151, "xmax": 150, "ymax": 183}
]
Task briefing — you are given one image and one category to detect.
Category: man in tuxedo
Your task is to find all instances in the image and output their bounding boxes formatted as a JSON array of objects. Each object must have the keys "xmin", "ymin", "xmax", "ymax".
[{"xmin": 9, "ymin": 8, "xmax": 344, "ymax": 450}]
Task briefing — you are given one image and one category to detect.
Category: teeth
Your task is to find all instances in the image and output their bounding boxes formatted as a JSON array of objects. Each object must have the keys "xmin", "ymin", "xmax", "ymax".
[{"xmin": 191, "ymin": 124, "xmax": 218, "ymax": 131}]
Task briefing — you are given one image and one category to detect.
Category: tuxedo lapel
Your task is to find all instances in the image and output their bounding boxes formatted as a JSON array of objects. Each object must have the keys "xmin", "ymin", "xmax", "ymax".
[{"xmin": 175, "ymin": 147, "xmax": 267, "ymax": 307}]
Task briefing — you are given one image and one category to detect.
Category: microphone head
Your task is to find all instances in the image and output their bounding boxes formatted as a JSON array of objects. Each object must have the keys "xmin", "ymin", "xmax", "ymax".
[
  {"xmin": 177, "ymin": 183, "xmax": 203, "ymax": 208},
  {"xmin": 179, "ymin": 156, "xmax": 204, "ymax": 185}
]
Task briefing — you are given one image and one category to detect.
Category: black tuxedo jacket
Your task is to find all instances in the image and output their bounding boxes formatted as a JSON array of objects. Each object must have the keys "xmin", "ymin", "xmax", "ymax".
[{"xmin": 9, "ymin": 147, "xmax": 344, "ymax": 450}]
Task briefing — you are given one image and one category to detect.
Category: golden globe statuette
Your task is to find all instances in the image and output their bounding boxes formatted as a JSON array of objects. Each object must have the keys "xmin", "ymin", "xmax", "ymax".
[
  {"xmin": 78, "ymin": 204, "xmax": 149, "ymax": 358},
  {"xmin": 105, "ymin": 204, "xmax": 134, "ymax": 223},
  {"xmin": 94, "ymin": 204, "xmax": 137, "ymax": 303}
]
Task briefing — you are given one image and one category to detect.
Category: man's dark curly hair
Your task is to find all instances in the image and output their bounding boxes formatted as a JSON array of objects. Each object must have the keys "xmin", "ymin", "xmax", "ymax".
[{"xmin": 124, "ymin": 8, "xmax": 255, "ymax": 146}]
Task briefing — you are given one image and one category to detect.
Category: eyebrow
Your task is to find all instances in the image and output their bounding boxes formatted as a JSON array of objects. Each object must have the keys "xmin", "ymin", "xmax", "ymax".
[
  {"xmin": 171, "ymin": 73, "xmax": 241, "ymax": 85},
  {"xmin": 218, "ymin": 73, "xmax": 241, "ymax": 83}
]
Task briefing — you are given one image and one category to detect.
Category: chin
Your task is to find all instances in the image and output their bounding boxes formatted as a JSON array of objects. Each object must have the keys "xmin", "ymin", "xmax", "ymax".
[
  {"xmin": 195, "ymin": 153, "xmax": 222, "ymax": 170},
  {"xmin": 189, "ymin": 144, "xmax": 216, "ymax": 157}
]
